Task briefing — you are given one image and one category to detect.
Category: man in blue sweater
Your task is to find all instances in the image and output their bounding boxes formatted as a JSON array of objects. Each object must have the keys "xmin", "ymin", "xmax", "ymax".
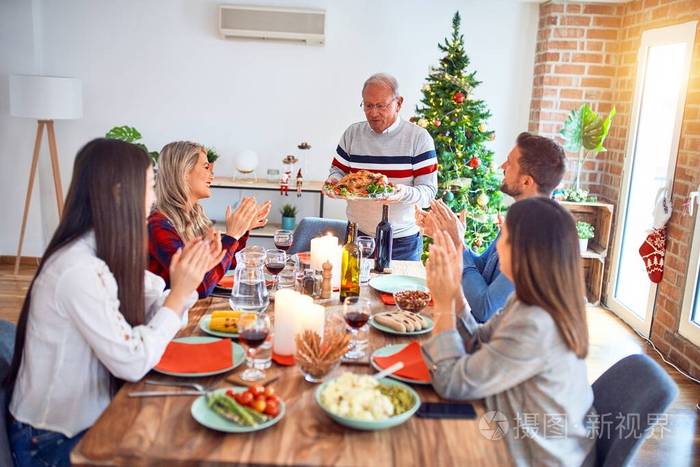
[{"xmin": 417, "ymin": 132, "xmax": 566, "ymax": 322}]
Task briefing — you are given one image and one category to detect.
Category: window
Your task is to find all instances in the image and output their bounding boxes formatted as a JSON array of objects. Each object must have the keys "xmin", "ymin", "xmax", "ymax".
[{"xmin": 680, "ymin": 190, "xmax": 700, "ymax": 345}]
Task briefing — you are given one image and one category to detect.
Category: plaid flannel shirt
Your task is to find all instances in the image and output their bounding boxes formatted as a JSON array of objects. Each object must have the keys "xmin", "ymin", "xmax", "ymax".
[{"xmin": 147, "ymin": 210, "xmax": 247, "ymax": 298}]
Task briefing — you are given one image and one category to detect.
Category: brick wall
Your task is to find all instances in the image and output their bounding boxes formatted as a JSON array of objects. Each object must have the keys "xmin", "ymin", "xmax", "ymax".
[
  {"xmin": 529, "ymin": 0, "xmax": 700, "ymax": 379},
  {"xmin": 528, "ymin": 1, "xmax": 623, "ymax": 191}
]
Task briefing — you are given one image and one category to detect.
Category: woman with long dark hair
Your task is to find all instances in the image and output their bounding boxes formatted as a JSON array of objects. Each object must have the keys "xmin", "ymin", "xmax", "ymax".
[
  {"xmin": 423, "ymin": 197, "xmax": 596, "ymax": 466},
  {"xmin": 4, "ymin": 139, "xmax": 220, "ymax": 467},
  {"xmin": 148, "ymin": 141, "xmax": 271, "ymax": 298}
]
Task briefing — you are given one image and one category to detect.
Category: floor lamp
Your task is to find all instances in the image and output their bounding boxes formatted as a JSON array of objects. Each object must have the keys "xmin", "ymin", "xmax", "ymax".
[{"xmin": 9, "ymin": 75, "xmax": 82, "ymax": 275}]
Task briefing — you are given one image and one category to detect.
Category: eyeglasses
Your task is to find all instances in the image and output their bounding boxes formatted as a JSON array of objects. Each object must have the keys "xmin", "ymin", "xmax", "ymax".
[{"xmin": 360, "ymin": 97, "xmax": 397, "ymax": 112}]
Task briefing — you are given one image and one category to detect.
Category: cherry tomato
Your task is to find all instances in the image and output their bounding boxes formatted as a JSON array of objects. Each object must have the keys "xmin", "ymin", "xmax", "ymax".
[
  {"xmin": 266, "ymin": 395, "xmax": 280, "ymax": 405},
  {"xmin": 251, "ymin": 398, "xmax": 266, "ymax": 413},
  {"xmin": 254, "ymin": 394, "xmax": 266, "ymax": 402},
  {"xmin": 225, "ymin": 389, "xmax": 236, "ymax": 399},
  {"xmin": 263, "ymin": 386, "xmax": 275, "ymax": 397},
  {"xmin": 239, "ymin": 391, "xmax": 254, "ymax": 405},
  {"xmin": 249, "ymin": 385, "xmax": 265, "ymax": 396},
  {"xmin": 264, "ymin": 400, "xmax": 279, "ymax": 417}
]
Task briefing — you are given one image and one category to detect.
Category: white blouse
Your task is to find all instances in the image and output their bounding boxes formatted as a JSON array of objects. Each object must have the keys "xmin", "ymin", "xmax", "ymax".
[{"xmin": 9, "ymin": 232, "xmax": 196, "ymax": 437}]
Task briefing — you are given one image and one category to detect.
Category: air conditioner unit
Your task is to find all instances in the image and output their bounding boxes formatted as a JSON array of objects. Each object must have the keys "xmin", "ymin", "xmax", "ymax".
[{"xmin": 219, "ymin": 5, "xmax": 325, "ymax": 45}]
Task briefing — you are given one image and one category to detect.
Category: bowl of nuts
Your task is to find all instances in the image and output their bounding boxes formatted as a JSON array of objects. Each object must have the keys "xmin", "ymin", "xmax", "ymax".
[
  {"xmin": 295, "ymin": 330, "xmax": 350, "ymax": 383},
  {"xmin": 393, "ymin": 287, "xmax": 432, "ymax": 314}
]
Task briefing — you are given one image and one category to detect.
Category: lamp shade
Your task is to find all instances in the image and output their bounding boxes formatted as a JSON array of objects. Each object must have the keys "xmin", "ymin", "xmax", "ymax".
[{"xmin": 9, "ymin": 75, "xmax": 82, "ymax": 120}]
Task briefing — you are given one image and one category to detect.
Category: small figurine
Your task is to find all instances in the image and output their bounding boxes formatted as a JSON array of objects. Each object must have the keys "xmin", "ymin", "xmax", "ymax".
[
  {"xmin": 282, "ymin": 154, "xmax": 299, "ymax": 165},
  {"xmin": 280, "ymin": 170, "xmax": 291, "ymax": 196},
  {"xmin": 321, "ymin": 261, "xmax": 332, "ymax": 299},
  {"xmin": 297, "ymin": 141, "xmax": 311, "ymax": 150},
  {"xmin": 296, "ymin": 169, "xmax": 303, "ymax": 197}
]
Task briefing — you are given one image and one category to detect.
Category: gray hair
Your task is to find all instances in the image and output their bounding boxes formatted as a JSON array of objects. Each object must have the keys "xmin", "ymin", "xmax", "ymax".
[{"xmin": 362, "ymin": 73, "xmax": 399, "ymax": 97}]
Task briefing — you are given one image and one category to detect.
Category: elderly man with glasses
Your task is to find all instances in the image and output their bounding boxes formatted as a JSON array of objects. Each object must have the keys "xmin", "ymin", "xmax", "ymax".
[{"xmin": 326, "ymin": 73, "xmax": 437, "ymax": 260}]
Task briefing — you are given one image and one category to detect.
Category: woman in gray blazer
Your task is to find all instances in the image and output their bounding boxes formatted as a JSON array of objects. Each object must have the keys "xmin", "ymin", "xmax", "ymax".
[{"xmin": 422, "ymin": 197, "xmax": 597, "ymax": 467}]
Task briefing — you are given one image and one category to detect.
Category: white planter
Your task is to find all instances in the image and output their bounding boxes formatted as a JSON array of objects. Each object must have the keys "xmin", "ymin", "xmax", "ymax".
[{"xmin": 579, "ymin": 238, "xmax": 589, "ymax": 254}]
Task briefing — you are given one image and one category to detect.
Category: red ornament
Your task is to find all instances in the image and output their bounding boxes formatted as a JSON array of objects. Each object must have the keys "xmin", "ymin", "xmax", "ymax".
[
  {"xmin": 474, "ymin": 238, "xmax": 483, "ymax": 247},
  {"xmin": 452, "ymin": 91, "xmax": 465, "ymax": 104},
  {"xmin": 433, "ymin": 119, "xmax": 441, "ymax": 127},
  {"xmin": 468, "ymin": 157, "xmax": 481, "ymax": 169}
]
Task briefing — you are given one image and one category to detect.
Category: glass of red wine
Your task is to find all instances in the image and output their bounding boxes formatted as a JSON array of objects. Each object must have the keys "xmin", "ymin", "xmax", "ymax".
[
  {"xmin": 264, "ymin": 249, "xmax": 287, "ymax": 292},
  {"xmin": 343, "ymin": 296, "xmax": 371, "ymax": 360},
  {"xmin": 238, "ymin": 312, "xmax": 271, "ymax": 381},
  {"xmin": 273, "ymin": 229, "xmax": 294, "ymax": 252}
]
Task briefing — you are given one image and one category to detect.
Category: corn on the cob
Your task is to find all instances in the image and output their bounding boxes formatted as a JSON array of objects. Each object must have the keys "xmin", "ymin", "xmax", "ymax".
[
  {"xmin": 209, "ymin": 316, "xmax": 239, "ymax": 333},
  {"xmin": 211, "ymin": 310, "xmax": 242, "ymax": 319}
]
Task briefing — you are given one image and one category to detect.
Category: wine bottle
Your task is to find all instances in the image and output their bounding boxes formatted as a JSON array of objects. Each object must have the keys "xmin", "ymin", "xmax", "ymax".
[
  {"xmin": 375, "ymin": 205, "xmax": 393, "ymax": 272},
  {"xmin": 340, "ymin": 222, "xmax": 361, "ymax": 300}
]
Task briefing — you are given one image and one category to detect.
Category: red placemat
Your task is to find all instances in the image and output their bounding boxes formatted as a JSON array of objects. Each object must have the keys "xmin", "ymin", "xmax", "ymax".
[
  {"xmin": 373, "ymin": 341, "xmax": 430, "ymax": 382},
  {"xmin": 217, "ymin": 275, "xmax": 234, "ymax": 289},
  {"xmin": 379, "ymin": 293, "xmax": 434, "ymax": 306},
  {"xmin": 155, "ymin": 339, "xmax": 232, "ymax": 373}
]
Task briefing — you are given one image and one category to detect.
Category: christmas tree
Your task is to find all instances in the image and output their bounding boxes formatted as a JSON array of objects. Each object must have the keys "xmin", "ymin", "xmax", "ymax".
[{"xmin": 414, "ymin": 12, "xmax": 503, "ymax": 253}]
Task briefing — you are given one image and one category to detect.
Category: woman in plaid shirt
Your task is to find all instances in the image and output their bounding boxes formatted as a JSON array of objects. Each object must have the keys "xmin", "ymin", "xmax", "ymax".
[{"xmin": 148, "ymin": 141, "xmax": 270, "ymax": 298}]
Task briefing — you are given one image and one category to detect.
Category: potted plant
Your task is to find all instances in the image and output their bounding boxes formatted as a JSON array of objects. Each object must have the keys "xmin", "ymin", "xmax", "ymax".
[
  {"xmin": 559, "ymin": 104, "xmax": 616, "ymax": 202},
  {"xmin": 281, "ymin": 204, "xmax": 297, "ymax": 230},
  {"xmin": 576, "ymin": 221, "xmax": 595, "ymax": 253},
  {"xmin": 105, "ymin": 125, "xmax": 160, "ymax": 164},
  {"xmin": 206, "ymin": 147, "xmax": 219, "ymax": 174}
]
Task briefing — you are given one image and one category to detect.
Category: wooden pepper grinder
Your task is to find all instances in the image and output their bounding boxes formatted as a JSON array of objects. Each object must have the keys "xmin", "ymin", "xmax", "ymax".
[{"xmin": 321, "ymin": 260, "xmax": 332, "ymax": 299}]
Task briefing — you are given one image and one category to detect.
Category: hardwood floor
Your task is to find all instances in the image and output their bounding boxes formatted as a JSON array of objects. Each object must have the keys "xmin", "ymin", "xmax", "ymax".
[{"xmin": 0, "ymin": 263, "xmax": 698, "ymax": 466}]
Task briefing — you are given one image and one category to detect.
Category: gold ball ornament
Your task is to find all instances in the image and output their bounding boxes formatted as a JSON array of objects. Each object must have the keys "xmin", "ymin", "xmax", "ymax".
[
  {"xmin": 477, "ymin": 193, "xmax": 489, "ymax": 207},
  {"xmin": 478, "ymin": 123, "xmax": 487, "ymax": 133}
]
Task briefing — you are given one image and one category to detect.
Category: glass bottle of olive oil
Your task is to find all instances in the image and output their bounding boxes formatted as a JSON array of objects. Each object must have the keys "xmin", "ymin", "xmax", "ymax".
[{"xmin": 340, "ymin": 222, "xmax": 361, "ymax": 300}]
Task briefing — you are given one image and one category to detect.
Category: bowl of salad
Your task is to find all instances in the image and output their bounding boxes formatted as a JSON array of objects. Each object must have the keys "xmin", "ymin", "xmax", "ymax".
[{"xmin": 315, "ymin": 372, "xmax": 420, "ymax": 430}]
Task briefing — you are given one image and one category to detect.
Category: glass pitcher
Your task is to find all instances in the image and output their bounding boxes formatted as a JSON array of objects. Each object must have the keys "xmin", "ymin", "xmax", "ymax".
[{"xmin": 229, "ymin": 247, "xmax": 270, "ymax": 313}]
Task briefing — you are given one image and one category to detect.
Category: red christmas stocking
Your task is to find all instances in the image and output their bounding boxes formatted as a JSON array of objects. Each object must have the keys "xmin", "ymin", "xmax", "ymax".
[{"xmin": 638, "ymin": 227, "xmax": 667, "ymax": 283}]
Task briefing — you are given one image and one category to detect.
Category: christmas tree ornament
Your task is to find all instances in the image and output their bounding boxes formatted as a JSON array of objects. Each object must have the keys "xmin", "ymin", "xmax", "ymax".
[
  {"xmin": 489, "ymin": 132, "xmax": 496, "ymax": 141},
  {"xmin": 452, "ymin": 91, "xmax": 465, "ymax": 104},
  {"xmin": 478, "ymin": 123, "xmax": 487, "ymax": 132},
  {"xmin": 421, "ymin": 84, "xmax": 431, "ymax": 92},
  {"xmin": 477, "ymin": 193, "xmax": 489, "ymax": 207},
  {"xmin": 442, "ymin": 191, "xmax": 455, "ymax": 202},
  {"xmin": 433, "ymin": 119, "xmax": 441, "ymax": 127},
  {"xmin": 468, "ymin": 157, "xmax": 481, "ymax": 169},
  {"xmin": 417, "ymin": 118, "xmax": 429, "ymax": 128}
]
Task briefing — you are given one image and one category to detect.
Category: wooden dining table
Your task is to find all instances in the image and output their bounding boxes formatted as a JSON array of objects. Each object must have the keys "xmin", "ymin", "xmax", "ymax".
[{"xmin": 71, "ymin": 261, "xmax": 513, "ymax": 466}]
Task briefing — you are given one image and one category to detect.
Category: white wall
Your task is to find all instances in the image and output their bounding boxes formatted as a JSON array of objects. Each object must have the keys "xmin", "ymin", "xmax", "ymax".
[{"xmin": 0, "ymin": 0, "xmax": 538, "ymax": 256}]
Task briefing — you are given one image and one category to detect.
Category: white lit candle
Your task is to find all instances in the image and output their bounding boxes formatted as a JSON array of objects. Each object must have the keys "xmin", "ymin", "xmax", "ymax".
[
  {"xmin": 272, "ymin": 289, "xmax": 299, "ymax": 356},
  {"xmin": 303, "ymin": 303, "xmax": 325, "ymax": 337},
  {"xmin": 310, "ymin": 233, "xmax": 341, "ymax": 290}
]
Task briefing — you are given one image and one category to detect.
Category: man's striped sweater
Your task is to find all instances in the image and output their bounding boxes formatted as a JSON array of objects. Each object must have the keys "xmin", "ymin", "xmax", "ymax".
[{"xmin": 329, "ymin": 118, "xmax": 438, "ymax": 238}]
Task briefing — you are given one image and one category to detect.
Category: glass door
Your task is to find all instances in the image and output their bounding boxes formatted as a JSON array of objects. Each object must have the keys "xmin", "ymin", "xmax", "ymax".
[{"xmin": 608, "ymin": 21, "xmax": 696, "ymax": 336}]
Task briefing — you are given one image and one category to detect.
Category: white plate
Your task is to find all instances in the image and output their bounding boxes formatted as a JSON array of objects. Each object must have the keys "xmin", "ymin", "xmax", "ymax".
[
  {"xmin": 368, "ymin": 275, "xmax": 427, "ymax": 294},
  {"xmin": 370, "ymin": 313, "xmax": 434, "ymax": 336}
]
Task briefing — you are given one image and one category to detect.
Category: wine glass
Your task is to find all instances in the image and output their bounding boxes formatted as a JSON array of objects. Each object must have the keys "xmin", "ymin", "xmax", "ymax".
[
  {"xmin": 343, "ymin": 297, "xmax": 371, "ymax": 360},
  {"xmin": 356, "ymin": 235, "xmax": 376, "ymax": 284},
  {"xmin": 274, "ymin": 229, "xmax": 294, "ymax": 252},
  {"xmin": 238, "ymin": 312, "xmax": 271, "ymax": 381},
  {"xmin": 265, "ymin": 249, "xmax": 287, "ymax": 292}
]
